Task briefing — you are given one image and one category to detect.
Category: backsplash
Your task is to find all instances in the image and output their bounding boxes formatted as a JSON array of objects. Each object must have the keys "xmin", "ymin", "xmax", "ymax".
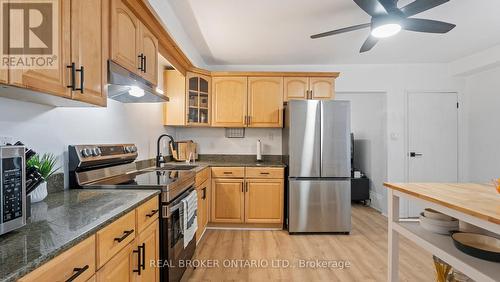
[
  {"xmin": 0, "ymin": 97, "xmax": 174, "ymax": 188},
  {"xmin": 175, "ymin": 127, "xmax": 282, "ymax": 155}
]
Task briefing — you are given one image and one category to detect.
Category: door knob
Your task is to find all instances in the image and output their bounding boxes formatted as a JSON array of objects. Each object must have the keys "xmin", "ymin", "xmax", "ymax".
[{"xmin": 409, "ymin": 152, "xmax": 423, "ymax": 157}]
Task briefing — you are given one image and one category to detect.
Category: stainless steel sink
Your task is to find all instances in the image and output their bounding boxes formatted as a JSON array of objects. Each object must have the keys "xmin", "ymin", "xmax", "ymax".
[{"xmin": 154, "ymin": 165, "xmax": 198, "ymax": 171}]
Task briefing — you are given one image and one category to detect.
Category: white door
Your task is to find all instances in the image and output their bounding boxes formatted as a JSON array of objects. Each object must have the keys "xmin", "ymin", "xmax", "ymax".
[{"xmin": 407, "ymin": 92, "xmax": 458, "ymax": 217}]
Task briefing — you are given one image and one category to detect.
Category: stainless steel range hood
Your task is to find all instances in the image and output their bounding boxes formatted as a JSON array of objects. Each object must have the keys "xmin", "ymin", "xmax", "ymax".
[{"xmin": 107, "ymin": 60, "xmax": 169, "ymax": 103}]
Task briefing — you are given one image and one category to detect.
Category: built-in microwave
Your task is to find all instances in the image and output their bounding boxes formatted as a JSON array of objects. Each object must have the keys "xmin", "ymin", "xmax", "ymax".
[{"xmin": 0, "ymin": 146, "xmax": 26, "ymax": 236}]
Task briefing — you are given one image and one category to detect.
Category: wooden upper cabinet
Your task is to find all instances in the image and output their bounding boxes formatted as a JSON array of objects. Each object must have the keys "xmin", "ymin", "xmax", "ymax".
[
  {"xmin": 245, "ymin": 179, "xmax": 284, "ymax": 224},
  {"xmin": 284, "ymin": 77, "xmax": 309, "ymax": 101},
  {"xmin": 284, "ymin": 77, "xmax": 336, "ymax": 101},
  {"xmin": 211, "ymin": 77, "xmax": 248, "ymax": 127},
  {"xmin": 111, "ymin": 0, "xmax": 140, "ymax": 74},
  {"xmin": 310, "ymin": 77, "xmax": 335, "ymax": 99},
  {"xmin": 187, "ymin": 72, "xmax": 211, "ymax": 126},
  {"xmin": 9, "ymin": 0, "xmax": 71, "ymax": 98},
  {"xmin": 211, "ymin": 178, "xmax": 245, "ymax": 223},
  {"xmin": 70, "ymin": 0, "xmax": 108, "ymax": 106},
  {"xmin": 247, "ymin": 77, "xmax": 283, "ymax": 128},
  {"xmin": 163, "ymin": 69, "xmax": 186, "ymax": 126},
  {"xmin": 139, "ymin": 24, "xmax": 158, "ymax": 86}
]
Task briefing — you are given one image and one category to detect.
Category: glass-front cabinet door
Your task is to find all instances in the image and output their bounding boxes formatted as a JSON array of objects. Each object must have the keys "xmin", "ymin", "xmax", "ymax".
[{"xmin": 186, "ymin": 72, "xmax": 211, "ymax": 126}]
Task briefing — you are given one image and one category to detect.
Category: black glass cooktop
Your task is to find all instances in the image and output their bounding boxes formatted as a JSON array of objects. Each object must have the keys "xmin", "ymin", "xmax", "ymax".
[{"xmin": 90, "ymin": 170, "xmax": 194, "ymax": 188}]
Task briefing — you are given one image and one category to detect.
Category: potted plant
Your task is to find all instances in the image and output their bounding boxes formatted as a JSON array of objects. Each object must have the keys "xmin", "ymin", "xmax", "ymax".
[{"xmin": 27, "ymin": 153, "xmax": 60, "ymax": 203}]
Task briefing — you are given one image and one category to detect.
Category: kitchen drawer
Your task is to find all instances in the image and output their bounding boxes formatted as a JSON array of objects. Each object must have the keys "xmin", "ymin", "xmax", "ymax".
[
  {"xmin": 136, "ymin": 196, "xmax": 159, "ymax": 234},
  {"xmin": 211, "ymin": 167, "xmax": 245, "ymax": 178},
  {"xmin": 195, "ymin": 167, "xmax": 210, "ymax": 187},
  {"xmin": 19, "ymin": 235, "xmax": 96, "ymax": 282},
  {"xmin": 96, "ymin": 210, "xmax": 136, "ymax": 268},
  {"xmin": 245, "ymin": 167, "xmax": 284, "ymax": 179}
]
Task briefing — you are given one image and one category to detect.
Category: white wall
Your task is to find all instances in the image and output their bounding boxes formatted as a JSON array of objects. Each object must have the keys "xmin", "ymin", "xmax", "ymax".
[
  {"xmin": 0, "ymin": 97, "xmax": 173, "ymax": 187},
  {"xmin": 208, "ymin": 64, "xmax": 465, "ymax": 214},
  {"xmin": 464, "ymin": 66, "xmax": 500, "ymax": 182},
  {"xmin": 175, "ymin": 127, "xmax": 282, "ymax": 155},
  {"xmin": 336, "ymin": 92, "xmax": 387, "ymax": 211}
]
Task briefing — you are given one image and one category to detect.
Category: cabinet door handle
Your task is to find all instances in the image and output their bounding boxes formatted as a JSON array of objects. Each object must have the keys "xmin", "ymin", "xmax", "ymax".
[
  {"xmin": 114, "ymin": 229, "xmax": 134, "ymax": 242},
  {"xmin": 65, "ymin": 265, "xmax": 89, "ymax": 282},
  {"xmin": 223, "ymin": 171, "xmax": 233, "ymax": 175},
  {"xmin": 133, "ymin": 244, "xmax": 143, "ymax": 275},
  {"xmin": 248, "ymin": 116, "xmax": 251, "ymax": 125},
  {"xmin": 140, "ymin": 243, "xmax": 146, "ymax": 270},
  {"xmin": 143, "ymin": 55, "xmax": 147, "ymax": 73},
  {"xmin": 260, "ymin": 172, "xmax": 270, "ymax": 175},
  {"xmin": 75, "ymin": 66, "xmax": 84, "ymax": 93},
  {"xmin": 202, "ymin": 187, "xmax": 206, "ymax": 199},
  {"xmin": 146, "ymin": 209, "xmax": 158, "ymax": 217},
  {"xmin": 138, "ymin": 54, "xmax": 144, "ymax": 71},
  {"xmin": 66, "ymin": 63, "xmax": 76, "ymax": 91},
  {"xmin": 245, "ymin": 182, "xmax": 249, "ymax": 193}
]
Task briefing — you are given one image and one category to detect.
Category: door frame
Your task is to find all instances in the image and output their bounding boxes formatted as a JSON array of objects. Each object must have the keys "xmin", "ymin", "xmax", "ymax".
[{"xmin": 336, "ymin": 91, "xmax": 388, "ymax": 212}]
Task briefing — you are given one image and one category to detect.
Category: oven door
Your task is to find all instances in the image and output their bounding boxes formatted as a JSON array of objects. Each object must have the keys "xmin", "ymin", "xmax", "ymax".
[{"xmin": 161, "ymin": 188, "xmax": 196, "ymax": 282}]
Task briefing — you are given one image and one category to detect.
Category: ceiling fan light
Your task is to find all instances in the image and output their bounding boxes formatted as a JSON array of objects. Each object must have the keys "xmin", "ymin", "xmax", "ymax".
[{"xmin": 371, "ymin": 23, "xmax": 401, "ymax": 38}]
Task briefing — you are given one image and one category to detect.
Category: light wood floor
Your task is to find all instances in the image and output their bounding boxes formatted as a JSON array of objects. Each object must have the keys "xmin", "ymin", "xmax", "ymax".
[{"xmin": 188, "ymin": 205, "xmax": 434, "ymax": 281}]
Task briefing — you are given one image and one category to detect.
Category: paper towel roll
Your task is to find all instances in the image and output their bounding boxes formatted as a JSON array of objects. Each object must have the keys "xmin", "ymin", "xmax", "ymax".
[{"xmin": 256, "ymin": 139, "xmax": 262, "ymax": 161}]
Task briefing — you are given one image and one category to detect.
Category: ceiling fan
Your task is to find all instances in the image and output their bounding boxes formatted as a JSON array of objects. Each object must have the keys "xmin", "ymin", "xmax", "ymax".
[{"xmin": 310, "ymin": 0, "xmax": 456, "ymax": 53}]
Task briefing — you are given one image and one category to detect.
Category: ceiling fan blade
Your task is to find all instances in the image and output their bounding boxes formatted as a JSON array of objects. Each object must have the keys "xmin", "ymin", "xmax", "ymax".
[
  {"xmin": 360, "ymin": 36, "xmax": 379, "ymax": 53},
  {"xmin": 353, "ymin": 0, "xmax": 387, "ymax": 17},
  {"xmin": 311, "ymin": 23, "xmax": 371, "ymax": 39},
  {"xmin": 377, "ymin": 0, "xmax": 398, "ymax": 13},
  {"xmin": 403, "ymin": 18, "xmax": 456, "ymax": 33},
  {"xmin": 401, "ymin": 0, "xmax": 450, "ymax": 17}
]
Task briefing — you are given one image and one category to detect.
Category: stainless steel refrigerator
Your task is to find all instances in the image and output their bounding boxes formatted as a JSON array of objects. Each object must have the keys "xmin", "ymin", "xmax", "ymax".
[{"xmin": 283, "ymin": 100, "xmax": 351, "ymax": 233}]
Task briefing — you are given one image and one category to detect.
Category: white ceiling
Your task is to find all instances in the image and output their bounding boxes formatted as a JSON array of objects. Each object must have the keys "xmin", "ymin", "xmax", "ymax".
[{"xmin": 166, "ymin": 0, "xmax": 500, "ymax": 65}]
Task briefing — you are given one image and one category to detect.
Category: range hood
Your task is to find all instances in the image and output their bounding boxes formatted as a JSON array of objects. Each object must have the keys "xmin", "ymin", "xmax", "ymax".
[{"xmin": 107, "ymin": 60, "xmax": 169, "ymax": 103}]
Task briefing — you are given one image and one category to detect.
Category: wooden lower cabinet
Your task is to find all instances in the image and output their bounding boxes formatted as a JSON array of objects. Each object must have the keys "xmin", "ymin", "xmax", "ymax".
[
  {"xmin": 0, "ymin": 69, "xmax": 7, "ymax": 85},
  {"xmin": 245, "ymin": 179, "xmax": 284, "ymax": 223},
  {"xmin": 196, "ymin": 178, "xmax": 210, "ymax": 242},
  {"xmin": 19, "ymin": 236, "xmax": 96, "ymax": 282},
  {"xmin": 210, "ymin": 167, "xmax": 285, "ymax": 225},
  {"xmin": 20, "ymin": 198, "xmax": 160, "ymax": 282},
  {"xmin": 135, "ymin": 221, "xmax": 160, "ymax": 282},
  {"xmin": 211, "ymin": 178, "xmax": 245, "ymax": 223},
  {"xmin": 96, "ymin": 242, "xmax": 135, "ymax": 282}
]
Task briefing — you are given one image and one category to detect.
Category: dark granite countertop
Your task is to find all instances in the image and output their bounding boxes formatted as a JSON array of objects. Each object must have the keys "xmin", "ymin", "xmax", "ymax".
[
  {"xmin": 0, "ymin": 189, "xmax": 159, "ymax": 282},
  {"xmin": 164, "ymin": 154, "xmax": 286, "ymax": 173}
]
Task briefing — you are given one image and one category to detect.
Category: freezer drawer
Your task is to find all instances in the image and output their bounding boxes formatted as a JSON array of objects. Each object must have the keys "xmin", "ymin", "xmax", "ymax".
[{"xmin": 289, "ymin": 179, "xmax": 351, "ymax": 233}]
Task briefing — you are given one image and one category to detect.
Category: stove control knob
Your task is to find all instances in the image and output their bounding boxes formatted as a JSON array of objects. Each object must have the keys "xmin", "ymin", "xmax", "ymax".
[
  {"xmin": 125, "ymin": 146, "xmax": 132, "ymax": 153},
  {"xmin": 130, "ymin": 146, "xmax": 137, "ymax": 153},
  {"xmin": 92, "ymin": 147, "xmax": 101, "ymax": 156},
  {"xmin": 81, "ymin": 148, "xmax": 92, "ymax": 158}
]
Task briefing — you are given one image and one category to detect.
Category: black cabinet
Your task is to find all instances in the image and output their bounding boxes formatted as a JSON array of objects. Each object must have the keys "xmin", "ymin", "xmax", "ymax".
[{"xmin": 351, "ymin": 177, "xmax": 370, "ymax": 205}]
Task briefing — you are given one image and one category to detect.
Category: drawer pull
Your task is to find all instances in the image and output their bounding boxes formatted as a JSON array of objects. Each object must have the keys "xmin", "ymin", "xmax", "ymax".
[
  {"xmin": 223, "ymin": 171, "xmax": 233, "ymax": 174},
  {"xmin": 114, "ymin": 229, "xmax": 134, "ymax": 243},
  {"xmin": 260, "ymin": 172, "xmax": 270, "ymax": 175},
  {"xmin": 65, "ymin": 265, "xmax": 89, "ymax": 282},
  {"xmin": 146, "ymin": 209, "xmax": 159, "ymax": 217}
]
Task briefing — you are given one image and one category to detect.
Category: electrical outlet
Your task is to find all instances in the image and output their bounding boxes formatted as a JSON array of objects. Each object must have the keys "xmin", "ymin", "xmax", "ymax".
[{"xmin": 0, "ymin": 136, "xmax": 13, "ymax": 145}]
